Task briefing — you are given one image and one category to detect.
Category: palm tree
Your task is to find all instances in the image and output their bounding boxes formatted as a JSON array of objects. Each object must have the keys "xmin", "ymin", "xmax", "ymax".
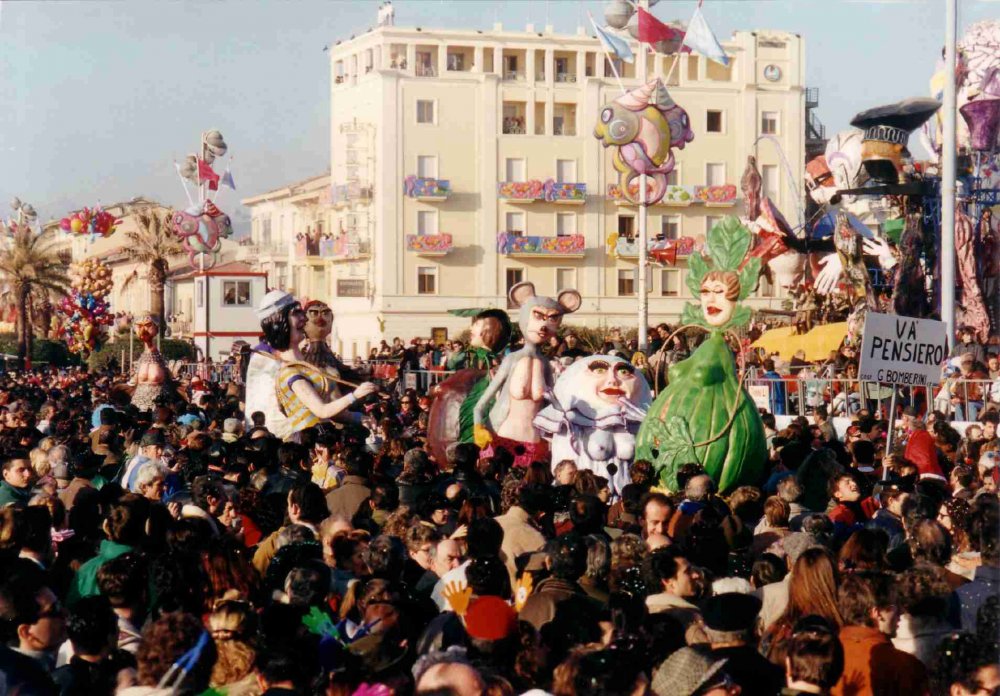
[
  {"xmin": 0, "ymin": 223, "xmax": 71, "ymax": 367},
  {"xmin": 121, "ymin": 206, "xmax": 182, "ymax": 336}
]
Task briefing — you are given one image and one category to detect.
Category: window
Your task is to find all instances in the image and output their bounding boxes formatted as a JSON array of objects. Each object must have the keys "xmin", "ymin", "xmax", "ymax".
[
  {"xmin": 556, "ymin": 268, "xmax": 576, "ymax": 292},
  {"xmin": 666, "ymin": 168, "xmax": 680, "ymax": 186},
  {"xmin": 505, "ymin": 211, "xmax": 525, "ymax": 234},
  {"xmin": 261, "ymin": 218, "xmax": 272, "ymax": 246},
  {"xmin": 505, "ymin": 158, "xmax": 526, "ymax": 181},
  {"xmin": 661, "ymin": 269, "xmax": 681, "ymax": 296},
  {"xmin": 417, "ymin": 155, "xmax": 438, "ymax": 178},
  {"xmin": 556, "ymin": 159, "xmax": 577, "ymax": 183},
  {"xmin": 503, "ymin": 54, "xmax": 518, "ymax": 75},
  {"xmin": 416, "ymin": 51, "xmax": 434, "ymax": 76},
  {"xmin": 416, "ymin": 100, "xmax": 435, "ymax": 124},
  {"xmin": 706, "ymin": 110, "xmax": 724, "ymax": 133},
  {"xmin": 222, "ymin": 280, "xmax": 251, "ymax": 306},
  {"xmin": 660, "ymin": 215, "xmax": 681, "ymax": 240},
  {"xmin": 757, "ymin": 273, "xmax": 774, "ymax": 298},
  {"xmin": 556, "ymin": 213, "xmax": 576, "ymax": 237},
  {"xmin": 417, "ymin": 267, "xmax": 437, "ymax": 294},
  {"xmin": 505, "ymin": 268, "xmax": 524, "ymax": 308},
  {"xmin": 617, "ymin": 269, "xmax": 635, "ymax": 296},
  {"xmin": 706, "ymin": 163, "xmax": 726, "ymax": 187},
  {"xmin": 555, "ymin": 57, "xmax": 569, "ymax": 77},
  {"xmin": 447, "ymin": 52, "xmax": 464, "ymax": 71},
  {"xmin": 762, "ymin": 165, "xmax": 779, "ymax": 200},
  {"xmin": 417, "ymin": 210, "xmax": 438, "ymax": 235},
  {"xmin": 761, "ymin": 111, "xmax": 779, "ymax": 135},
  {"xmin": 706, "ymin": 216, "xmax": 723, "ymax": 235},
  {"xmin": 618, "ymin": 216, "xmax": 635, "ymax": 240}
]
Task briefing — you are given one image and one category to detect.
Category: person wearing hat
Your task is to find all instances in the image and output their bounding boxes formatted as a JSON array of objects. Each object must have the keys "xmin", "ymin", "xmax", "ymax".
[
  {"xmin": 221, "ymin": 417, "xmax": 242, "ymax": 444},
  {"xmin": 702, "ymin": 592, "xmax": 783, "ymax": 696},
  {"xmin": 120, "ymin": 429, "xmax": 166, "ymax": 493},
  {"xmin": 650, "ymin": 646, "xmax": 735, "ymax": 696},
  {"xmin": 258, "ymin": 290, "xmax": 377, "ymax": 442}
]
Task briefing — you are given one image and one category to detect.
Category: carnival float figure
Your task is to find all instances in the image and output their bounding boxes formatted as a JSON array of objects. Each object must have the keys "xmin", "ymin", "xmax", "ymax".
[
  {"xmin": 130, "ymin": 313, "xmax": 173, "ymax": 412},
  {"xmin": 534, "ymin": 355, "xmax": 652, "ymax": 496},
  {"xmin": 245, "ymin": 290, "xmax": 376, "ymax": 441},
  {"xmin": 171, "ymin": 199, "xmax": 233, "ymax": 269},
  {"xmin": 426, "ymin": 309, "xmax": 513, "ymax": 467},
  {"xmin": 593, "ymin": 78, "xmax": 693, "ymax": 205},
  {"xmin": 635, "ymin": 217, "xmax": 767, "ymax": 494},
  {"xmin": 473, "ymin": 282, "xmax": 581, "ymax": 467}
]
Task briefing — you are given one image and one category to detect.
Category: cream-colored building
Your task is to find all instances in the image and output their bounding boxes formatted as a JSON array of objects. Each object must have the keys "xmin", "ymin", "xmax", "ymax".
[{"xmin": 243, "ymin": 23, "xmax": 809, "ymax": 358}]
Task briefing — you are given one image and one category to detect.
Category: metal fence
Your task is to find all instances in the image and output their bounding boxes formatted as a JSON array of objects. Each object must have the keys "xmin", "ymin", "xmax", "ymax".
[
  {"xmin": 747, "ymin": 376, "xmax": 997, "ymax": 422},
  {"xmin": 172, "ymin": 362, "xmax": 242, "ymax": 384}
]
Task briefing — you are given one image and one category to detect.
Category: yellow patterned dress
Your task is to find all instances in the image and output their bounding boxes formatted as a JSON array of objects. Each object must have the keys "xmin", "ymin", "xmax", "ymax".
[{"xmin": 275, "ymin": 361, "xmax": 342, "ymax": 440}]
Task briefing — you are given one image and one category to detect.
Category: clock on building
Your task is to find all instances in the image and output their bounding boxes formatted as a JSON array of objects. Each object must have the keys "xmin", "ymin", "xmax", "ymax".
[{"xmin": 763, "ymin": 64, "xmax": 782, "ymax": 82}]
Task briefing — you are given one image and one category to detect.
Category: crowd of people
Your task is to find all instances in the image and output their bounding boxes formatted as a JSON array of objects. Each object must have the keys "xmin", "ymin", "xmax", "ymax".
[{"xmin": 0, "ymin": 324, "xmax": 997, "ymax": 696}]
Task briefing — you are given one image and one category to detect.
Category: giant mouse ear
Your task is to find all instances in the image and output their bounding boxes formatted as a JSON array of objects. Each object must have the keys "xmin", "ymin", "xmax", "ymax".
[
  {"xmin": 509, "ymin": 281, "xmax": 537, "ymax": 309},
  {"xmin": 556, "ymin": 289, "xmax": 582, "ymax": 314}
]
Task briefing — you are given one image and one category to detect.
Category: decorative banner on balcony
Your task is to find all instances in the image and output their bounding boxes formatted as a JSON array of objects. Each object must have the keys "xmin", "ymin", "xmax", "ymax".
[
  {"xmin": 606, "ymin": 234, "xmax": 699, "ymax": 260},
  {"xmin": 403, "ymin": 176, "xmax": 451, "ymax": 199},
  {"xmin": 497, "ymin": 233, "xmax": 585, "ymax": 255},
  {"xmin": 548, "ymin": 182, "xmax": 587, "ymax": 203},
  {"xmin": 663, "ymin": 184, "xmax": 696, "ymax": 205},
  {"xmin": 406, "ymin": 234, "xmax": 454, "ymax": 254},
  {"xmin": 606, "ymin": 182, "xmax": 707, "ymax": 206},
  {"xmin": 498, "ymin": 179, "xmax": 552, "ymax": 201},
  {"xmin": 693, "ymin": 184, "xmax": 738, "ymax": 206},
  {"xmin": 593, "ymin": 78, "xmax": 694, "ymax": 205}
]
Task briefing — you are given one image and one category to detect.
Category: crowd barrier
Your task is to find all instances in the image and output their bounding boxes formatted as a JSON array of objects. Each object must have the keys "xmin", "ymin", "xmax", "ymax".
[
  {"xmin": 748, "ymin": 376, "xmax": 996, "ymax": 422},
  {"xmin": 173, "ymin": 362, "xmax": 242, "ymax": 384}
]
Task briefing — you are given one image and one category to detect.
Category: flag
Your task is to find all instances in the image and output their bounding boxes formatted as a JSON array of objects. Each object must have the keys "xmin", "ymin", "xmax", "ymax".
[
  {"xmin": 197, "ymin": 158, "xmax": 220, "ymax": 191},
  {"xmin": 220, "ymin": 167, "xmax": 236, "ymax": 190},
  {"xmin": 682, "ymin": 5, "xmax": 729, "ymax": 66},
  {"xmin": 637, "ymin": 7, "xmax": 685, "ymax": 46},
  {"xmin": 589, "ymin": 13, "xmax": 634, "ymax": 64}
]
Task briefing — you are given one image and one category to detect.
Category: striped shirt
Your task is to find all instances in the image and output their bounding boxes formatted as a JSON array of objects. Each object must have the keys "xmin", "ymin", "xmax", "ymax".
[{"xmin": 275, "ymin": 362, "xmax": 338, "ymax": 437}]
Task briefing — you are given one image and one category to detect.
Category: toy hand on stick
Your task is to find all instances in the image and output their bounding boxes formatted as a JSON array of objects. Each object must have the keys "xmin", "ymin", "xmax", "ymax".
[
  {"xmin": 862, "ymin": 235, "xmax": 897, "ymax": 270},
  {"xmin": 442, "ymin": 581, "xmax": 473, "ymax": 617}
]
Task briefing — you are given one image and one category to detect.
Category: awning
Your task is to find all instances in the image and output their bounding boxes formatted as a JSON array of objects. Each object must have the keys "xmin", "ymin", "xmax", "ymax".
[{"xmin": 751, "ymin": 322, "xmax": 848, "ymax": 361}]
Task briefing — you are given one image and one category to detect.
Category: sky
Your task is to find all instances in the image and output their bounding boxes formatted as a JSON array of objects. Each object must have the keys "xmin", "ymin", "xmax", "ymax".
[{"xmin": 1, "ymin": 0, "xmax": 997, "ymax": 235}]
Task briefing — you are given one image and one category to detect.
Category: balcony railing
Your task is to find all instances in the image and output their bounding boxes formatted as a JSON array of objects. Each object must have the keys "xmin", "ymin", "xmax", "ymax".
[
  {"xmin": 405, "ymin": 234, "xmax": 453, "ymax": 255},
  {"xmin": 497, "ymin": 233, "xmax": 585, "ymax": 257},
  {"xmin": 331, "ymin": 183, "xmax": 373, "ymax": 207},
  {"xmin": 416, "ymin": 64, "xmax": 437, "ymax": 77},
  {"xmin": 403, "ymin": 176, "xmax": 451, "ymax": 201},
  {"xmin": 608, "ymin": 235, "xmax": 699, "ymax": 261},
  {"xmin": 806, "ymin": 87, "xmax": 820, "ymax": 108},
  {"xmin": 498, "ymin": 179, "xmax": 586, "ymax": 203},
  {"xmin": 296, "ymin": 235, "xmax": 370, "ymax": 261},
  {"xmin": 503, "ymin": 70, "xmax": 522, "ymax": 81},
  {"xmin": 606, "ymin": 182, "xmax": 737, "ymax": 207},
  {"xmin": 553, "ymin": 123, "xmax": 576, "ymax": 136},
  {"xmin": 555, "ymin": 73, "xmax": 577, "ymax": 83}
]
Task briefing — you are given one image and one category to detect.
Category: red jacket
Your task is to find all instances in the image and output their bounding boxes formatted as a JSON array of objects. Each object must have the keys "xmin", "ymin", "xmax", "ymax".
[
  {"xmin": 832, "ymin": 626, "xmax": 929, "ymax": 696},
  {"xmin": 904, "ymin": 429, "xmax": 944, "ymax": 480}
]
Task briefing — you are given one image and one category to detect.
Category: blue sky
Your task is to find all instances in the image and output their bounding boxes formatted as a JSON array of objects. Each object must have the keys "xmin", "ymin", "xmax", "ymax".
[{"xmin": 1, "ymin": 0, "xmax": 996, "ymax": 232}]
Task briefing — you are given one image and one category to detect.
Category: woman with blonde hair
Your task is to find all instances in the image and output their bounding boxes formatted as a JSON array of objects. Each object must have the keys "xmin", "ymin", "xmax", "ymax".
[
  {"xmin": 761, "ymin": 546, "xmax": 843, "ymax": 666},
  {"xmin": 208, "ymin": 598, "xmax": 260, "ymax": 695}
]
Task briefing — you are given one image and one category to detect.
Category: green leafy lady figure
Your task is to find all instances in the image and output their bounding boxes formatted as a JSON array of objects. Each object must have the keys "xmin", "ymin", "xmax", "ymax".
[{"xmin": 636, "ymin": 217, "xmax": 767, "ymax": 494}]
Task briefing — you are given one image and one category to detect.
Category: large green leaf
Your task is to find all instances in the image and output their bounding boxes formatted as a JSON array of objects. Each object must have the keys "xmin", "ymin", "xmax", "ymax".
[
  {"xmin": 722, "ymin": 304, "xmax": 753, "ymax": 330},
  {"xmin": 738, "ymin": 257, "xmax": 761, "ymax": 300},
  {"xmin": 686, "ymin": 253, "xmax": 709, "ymax": 297},
  {"xmin": 658, "ymin": 414, "xmax": 698, "ymax": 464},
  {"xmin": 680, "ymin": 302, "xmax": 707, "ymax": 328},
  {"xmin": 707, "ymin": 216, "xmax": 752, "ymax": 271}
]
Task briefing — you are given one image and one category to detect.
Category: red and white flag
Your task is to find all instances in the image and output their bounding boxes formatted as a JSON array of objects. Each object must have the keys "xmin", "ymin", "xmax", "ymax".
[{"xmin": 197, "ymin": 158, "xmax": 220, "ymax": 191}]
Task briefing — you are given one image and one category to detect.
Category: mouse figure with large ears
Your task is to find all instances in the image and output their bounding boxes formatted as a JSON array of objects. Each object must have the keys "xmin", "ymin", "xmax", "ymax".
[{"xmin": 473, "ymin": 282, "xmax": 582, "ymax": 467}]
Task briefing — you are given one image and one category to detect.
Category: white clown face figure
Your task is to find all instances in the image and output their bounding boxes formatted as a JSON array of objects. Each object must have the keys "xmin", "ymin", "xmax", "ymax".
[{"xmin": 552, "ymin": 355, "xmax": 652, "ymax": 418}]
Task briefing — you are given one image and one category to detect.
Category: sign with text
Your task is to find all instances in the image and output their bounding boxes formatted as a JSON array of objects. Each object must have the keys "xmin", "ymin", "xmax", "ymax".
[{"xmin": 858, "ymin": 313, "xmax": 947, "ymax": 386}]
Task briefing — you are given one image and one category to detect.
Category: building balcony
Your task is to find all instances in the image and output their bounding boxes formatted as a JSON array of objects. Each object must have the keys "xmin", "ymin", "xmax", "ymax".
[
  {"xmin": 236, "ymin": 241, "xmax": 285, "ymax": 260},
  {"xmin": 497, "ymin": 233, "xmax": 585, "ymax": 258},
  {"xmin": 405, "ymin": 234, "xmax": 453, "ymax": 256},
  {"xmin": 555, "ymin": 72, "xmax": 577, "ymax": 83},
  {"xmin": 295, "ymin": 235, "xmax": 370, "ymax": 262},
  {"xmin": 498, "ymin": 179, "xmax": 586, "ymax": 204},
  {"xmin": 403, "ymin": 176, "xmax": 451, "ymax": 201},
  {"xmin": 606, "ymin": 183, "xmax": 736, "ymax": 207},
  {"xmin": 503, "ymin": 71, "xmax": 524, "ymax": 81},
  {"xmin": 608, "ymin": 235, "xmax": 699, "ymax": 261},
  {"xmin": 502, "ymin": 119, "xmax": 526, "ymax": 135},
  {"xmin": 331, "ymin": 182, "xmax": 373, "ymax": 208},
  {"xmin": 416, "ymin": 64, "xmax": 437, "ymax": 77}
]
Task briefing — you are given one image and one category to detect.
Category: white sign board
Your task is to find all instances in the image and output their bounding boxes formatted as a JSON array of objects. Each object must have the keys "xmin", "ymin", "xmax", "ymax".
[
  {"xmin": 858, "ymin": 313, "xmax": 947, "ymax": 386},
  {"xmin": 748, "ymin": 384, "xmax": 770, "ymax": 411}
]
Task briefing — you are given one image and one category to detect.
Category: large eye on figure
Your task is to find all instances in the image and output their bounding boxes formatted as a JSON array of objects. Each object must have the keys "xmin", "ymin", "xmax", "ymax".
[
  {"xmin": 587, "ymin": 360, "xmax": 610, "ymax": 375},
  {"xmin": 614, "ymin": 363, "xmax": 635, "ymax": 378},
  {"xmin": 601, "ymin": 108, "xmax": 613, "ymax": 124},
  {"xmin": 610, "ymin": 119, "xmax": 629, "ymax": 139}
]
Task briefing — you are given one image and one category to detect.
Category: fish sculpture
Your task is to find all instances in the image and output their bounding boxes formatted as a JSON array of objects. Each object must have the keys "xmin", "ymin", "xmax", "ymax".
[{"xmin": 593, "ymin": 79, "xmax": 693, "ymax": 205}]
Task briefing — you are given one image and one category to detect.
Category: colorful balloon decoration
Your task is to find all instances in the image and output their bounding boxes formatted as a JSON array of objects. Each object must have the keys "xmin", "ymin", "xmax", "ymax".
[
  {"xmin": 58, "ymin": 206, "xmax": 120, "ymax": 241},
  {"xmin": 635, "ymin": 217, "xmax": 767, "ymax": 494},
  {"xmin": 58, "ymin": 258, "xmax": 114, "ymax": 356},
  {"xmin": 593, "ymin": 78, "xmax": 693, "ymax": 205},
  {"xmin": 171, "ymin": 199, "xmax": 233, "ymax": 269}
]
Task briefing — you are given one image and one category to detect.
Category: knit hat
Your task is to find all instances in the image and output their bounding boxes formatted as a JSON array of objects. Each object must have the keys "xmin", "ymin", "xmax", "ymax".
[
  {"xmin": 651, "ymin": 647, "xmax": 728, "ymax": 696},
  {"xmin": 223, "ymin": 418, "xmax": 241, "ymax": 434},
  {"xmin": 464, "ymin": 596, "xmax": 517, "ymax": 641}
]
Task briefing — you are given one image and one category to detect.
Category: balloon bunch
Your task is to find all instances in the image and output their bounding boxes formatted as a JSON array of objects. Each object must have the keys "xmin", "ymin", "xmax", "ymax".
[
  {"xmin": 59, "ymin": 206, "xmax": 120, "ymax": 240},
  {"xmin": 58, "ymin": 258, "xmax": 114, "ymax": 355}
]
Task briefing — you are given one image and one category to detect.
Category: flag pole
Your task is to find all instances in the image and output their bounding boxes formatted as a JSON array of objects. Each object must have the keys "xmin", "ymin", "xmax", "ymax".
[
  {"xmin": 637, "ymin": 0, "xmax": 649, "ymax": 353},
  {"xmin": 174, "ymin": 161, "xmax": 196, "ymax": 208}
]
